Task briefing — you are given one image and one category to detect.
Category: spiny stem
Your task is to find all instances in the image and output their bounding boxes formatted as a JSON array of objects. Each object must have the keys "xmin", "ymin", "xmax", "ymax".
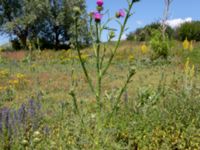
[
  {"xmin": 75, "ymin": 18, "xmax": 95, "ymax": 95},
  {"xmin": 95, "ymin": 22, "xmax": 102, "ymax": 113},
  {"xmin": 102, "ymin": 1, "xmax": 135, "ymax": 77},
  {"xmin": 107, "ymin": 69, "xmax": 135, "ymax": 123}
]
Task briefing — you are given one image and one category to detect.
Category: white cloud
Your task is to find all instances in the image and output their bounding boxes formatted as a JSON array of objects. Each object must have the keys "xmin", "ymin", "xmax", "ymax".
[
  {"xmin": 165, "ymin": 17, "xmax": 192, "ymax": 28},
  {"xmin": 136, "ymin": 20, "xmax": 143, "ymax": 26},
  {"xmin": 121, "ymin": 34, "xmax": 127, "ymax": 40}
]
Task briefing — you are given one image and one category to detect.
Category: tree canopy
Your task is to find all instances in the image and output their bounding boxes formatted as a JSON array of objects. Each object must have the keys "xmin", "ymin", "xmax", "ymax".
[{"xmin": 0, "ymin": 0, "xmax": 89, "ymax": 50}]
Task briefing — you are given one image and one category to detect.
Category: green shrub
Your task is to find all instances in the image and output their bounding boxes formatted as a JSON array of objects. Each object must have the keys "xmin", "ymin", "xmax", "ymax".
[
  {"xmin": 177, "ymin": 21, "xmax": 200, "ymax": 41},
  {"xmin": 127, "ymin": 22, "xmax": 174, "ymax": 41},
  {"xmin": 150, "ymin": 29, "xmax": 170, "ymax": 59}
]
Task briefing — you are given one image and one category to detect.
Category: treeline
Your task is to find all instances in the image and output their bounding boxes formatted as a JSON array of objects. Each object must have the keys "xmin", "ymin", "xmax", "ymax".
[
  {"xmin": 127, "ymin": 21, "xmax": 200, "ymax": 42},
  {"xmin": 0, "ymin": 0, "xmax": 89, "ymax": 50}
]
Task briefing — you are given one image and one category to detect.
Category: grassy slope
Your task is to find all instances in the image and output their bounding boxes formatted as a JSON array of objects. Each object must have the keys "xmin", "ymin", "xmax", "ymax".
[
  {"xmin": 0, "ymin": 40, "xmax": 199, "ymax": 106},
  {"xmin": 0, "ymin": 41, "xmax": 200, "ymax": 149}
]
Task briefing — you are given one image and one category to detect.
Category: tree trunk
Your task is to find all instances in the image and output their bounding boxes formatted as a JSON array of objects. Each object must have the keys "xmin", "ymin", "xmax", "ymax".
[
  {"xmin": 54, "ymin": 26, "xmax": 60, "ymax": 50},
  {"xmin": 19, "ymin": 35, "xmax": 27, "ymax": 49}
]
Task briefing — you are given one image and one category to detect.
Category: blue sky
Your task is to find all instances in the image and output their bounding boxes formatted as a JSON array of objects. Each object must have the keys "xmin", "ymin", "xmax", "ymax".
[
  {"xmin": 0, "ymin": 0, "xmax": 199, "ymax": 45},
  {"xmin": 86, "ymin": 0, "xmax": 200, "ymax": 41}
]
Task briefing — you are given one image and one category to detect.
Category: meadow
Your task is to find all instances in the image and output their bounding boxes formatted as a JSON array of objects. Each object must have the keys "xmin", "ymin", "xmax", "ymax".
[{"xmin": 0, "ymin": 40, "xmax": 200, "ymax": 149}]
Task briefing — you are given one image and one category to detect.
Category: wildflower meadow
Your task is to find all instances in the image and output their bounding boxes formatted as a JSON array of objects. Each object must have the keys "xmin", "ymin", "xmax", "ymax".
[{"xmin": 0, "ymin": 0, "xmax": 200, "ymax": 149}]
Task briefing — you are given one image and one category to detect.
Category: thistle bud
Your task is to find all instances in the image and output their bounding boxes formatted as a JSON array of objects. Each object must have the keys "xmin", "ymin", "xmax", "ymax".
[
  {"xmin": 96, "ymin": 6, "xmax": 104, "ymax": 12},
  {"xmin": 109, "ymin": 31, "xmax": 115, "ymax": 39},
  {"xmin": 129, "ymin": 66, "xmax": 136, "ymax": 76},
  {"xmin": 116, "ymin": 9, "xmax": 125, "ymax": 18}
]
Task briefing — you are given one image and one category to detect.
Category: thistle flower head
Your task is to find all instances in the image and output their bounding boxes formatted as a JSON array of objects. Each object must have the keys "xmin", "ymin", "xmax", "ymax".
[
  {"xmin": 93, "ymin": 12, "xmax": 102, "ymax": 22},
  {"xmin": 116, "ymin": 9, "xmax": 126, "ymax": 18},
  {"xmin": 97, "ymin": 0, "xmax": 104, "ymax": 6}
]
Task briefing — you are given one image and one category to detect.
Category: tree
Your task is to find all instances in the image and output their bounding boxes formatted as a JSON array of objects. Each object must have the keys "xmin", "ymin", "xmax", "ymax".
[
  {"xmin": 0, "ymin": 0, "xmax": 90, "ymax": 50},
  {"xmin": 177, "ymin": 21, "xmax": 200, "ymax": 41},
  {"xmin": 126, "ymin": 22, "xmax": 174, "ymax": 41},
  {"xmin": 37, "ymin": 0, "xmax": 90, "ymax": 49},
  {"xmin": 0, "ymin": 0, "xmax": 47, "ymax": 48}
]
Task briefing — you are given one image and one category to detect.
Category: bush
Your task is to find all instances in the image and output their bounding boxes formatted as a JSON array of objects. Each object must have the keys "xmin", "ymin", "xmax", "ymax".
[
  {"xmin": 127, "ymin": 22, "xmax": 174, "ymax": 41},
  {"xmin": 177, "ymin": 21, "xmax": 200, "ymax": 41},
  {"xmin": 150, "ymin": 29, "xmax": 170, "ymax": 59}
]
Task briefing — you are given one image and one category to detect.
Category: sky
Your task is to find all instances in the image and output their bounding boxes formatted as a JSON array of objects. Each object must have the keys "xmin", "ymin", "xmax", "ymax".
[{"xmin": 0, "ymin": 0, "xmax": 200, "ymax": 45}]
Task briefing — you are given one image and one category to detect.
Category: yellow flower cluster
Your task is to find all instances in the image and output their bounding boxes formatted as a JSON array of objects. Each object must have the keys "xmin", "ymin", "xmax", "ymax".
[
  {"xmin": 9, "ymin": 79, "xmax": 19, "ymax": 86},
  {"xmin": 141, "ymin": 43, "xmax": 148, "ymax": 54},
  {"xmin": 128, "ymin": 55, "xmax": 134, "ymax": 61},
  {"xmin": 60, "ymin": 52, "xmax": 89, "ymax": 62},
  {"xmin": 182, "ymin": 38, "xmax": 194, "ymax": 51},
  {"xmin": 8, "ymin": 73, "xmax": 28, "ymax": 89},
  {"xmin": 16, "ymin": 73, "xmax": 25, "ymax": 79},
  {"xmin": 0, "ymin": 69, "xmax": 9, "ymax": 78}
]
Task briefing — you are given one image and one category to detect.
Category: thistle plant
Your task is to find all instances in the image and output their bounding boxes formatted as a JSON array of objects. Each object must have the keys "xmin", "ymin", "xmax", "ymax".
[{"xmin": 71, "ymin": 0, "xmax": 139, "ymax": 122}]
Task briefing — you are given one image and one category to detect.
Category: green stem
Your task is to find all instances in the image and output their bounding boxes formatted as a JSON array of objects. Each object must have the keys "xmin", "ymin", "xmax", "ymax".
[
  {"xmin": 100, "ymin": 45, "xmax": 106, "ymax": 69},
  {"xmin": 102, "ymin": 1, "xmax": 135, "ymax": 77},
  {"xmin": 75, "ymin": 18, "xmax": 95, "ymax": 95},
  {"xmin": 95, "ymin": 22, "xmax": 102, "ymax": 112},
  {"xmin": 108, "ymin": 71, "xmax": 134, "ymax": 121}
]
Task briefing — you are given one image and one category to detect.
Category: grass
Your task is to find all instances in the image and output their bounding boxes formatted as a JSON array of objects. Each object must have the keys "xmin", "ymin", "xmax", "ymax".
[{"xmin": 0, "ymin": 40, "xmax": 200, "ymax": 149}]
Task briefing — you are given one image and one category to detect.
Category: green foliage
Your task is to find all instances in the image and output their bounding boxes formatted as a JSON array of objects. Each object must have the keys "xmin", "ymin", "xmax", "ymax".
[
  {"xmin": 0, "ymin": 41, "xmax": 199, "ymax": 149},
  {"xmin": 0, "ymin": 0, "xmax": 90, "ymax": 50},
  {"xmin": 11, "ymin": 38, "xmax": 21, "ymax": 50},
  {"xmin": 127, "ymin": 22, "xmax": 174, "ymax": 41},
  {"xmin": 150, "ymin": 29, "xmax": 170, "ymax": 59},
  {"xmin": 0, "ymin": 86, "xmax": 15, "ymax": 102},
  {"xmin": 177, "ymin": 21, "xmax": 200, "ymax": 41}
]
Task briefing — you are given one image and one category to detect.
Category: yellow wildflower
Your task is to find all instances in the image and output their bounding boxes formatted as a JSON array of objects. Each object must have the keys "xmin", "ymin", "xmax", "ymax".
[
  {"xmin": 9, "ymin": 79, "xmax": 19, "ymax": 86},
  {"xmin": 0, "ymin": 70, "xmax": 9, "ymax": 77},
  {"xmin": 129, "ymin": 55, "xmax": 134, "ymax": 61},
  {"xmin": 16, "ymin": 73, "xmax": 25, "ymax": 79},
  {"xmin": 183, "ymin": 38, "xmax": 189, "ymax": 50},
  {"xmin": 81, "ymin": 54, "xmax": 89, "ymax": 61},
  {"xmin": 141, "ymin": 43, "xmax": 148, "ymax": 54}
]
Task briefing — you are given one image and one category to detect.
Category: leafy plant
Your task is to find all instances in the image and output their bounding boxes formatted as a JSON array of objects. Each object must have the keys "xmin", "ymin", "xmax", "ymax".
[{"xmin": 150, "ymin": 29, "xmax": 170, "ymax": 59}]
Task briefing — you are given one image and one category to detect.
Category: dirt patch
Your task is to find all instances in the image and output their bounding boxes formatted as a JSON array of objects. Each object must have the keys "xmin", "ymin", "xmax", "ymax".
[{"xmin": 2, "ymin": 51, "xmax": 27, "ymax": 60}]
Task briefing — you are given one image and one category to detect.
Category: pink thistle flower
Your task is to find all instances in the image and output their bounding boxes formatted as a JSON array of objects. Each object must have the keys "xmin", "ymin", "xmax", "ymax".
[
  {"xmin": 119, "ymin": 9, "xmax": 125, "ymax": 17},
  {"xmin": 93, "ymin": 12, "xmax": 102, "ymax": 22},
  {"xmin": 116, "ymin": 9, "xmax": 126, "ymax": 18},
  {"xmin": 97, "ymin": 0, "xmax": 103, "ymax": 7}
]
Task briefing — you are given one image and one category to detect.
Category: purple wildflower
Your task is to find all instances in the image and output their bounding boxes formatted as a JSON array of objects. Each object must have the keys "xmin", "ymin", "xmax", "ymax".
[
  {"xmin": 28, "ymin": 99, "xmax": 36, "ymax": 117},
  {"xmin": 93, "ymin": 12, "xmax": 102, "ymax": 22},
  {"xmin": 18, "ymin": 104, "xmax": 26, "ymax": 124},
  {"xmin": 0, "ymin": 110, "xmax": 2, "ymax": 133},
  {"xmin": 97, "ymin": 0, "xmax": 103, "ymax": 6},
  {"xmin": 116, "ymin": 9, "xmax": 126, "ymax": 18},
  {"xmin": 1, "ymin": 108, "xmax": 10, "ymax": 129}
]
